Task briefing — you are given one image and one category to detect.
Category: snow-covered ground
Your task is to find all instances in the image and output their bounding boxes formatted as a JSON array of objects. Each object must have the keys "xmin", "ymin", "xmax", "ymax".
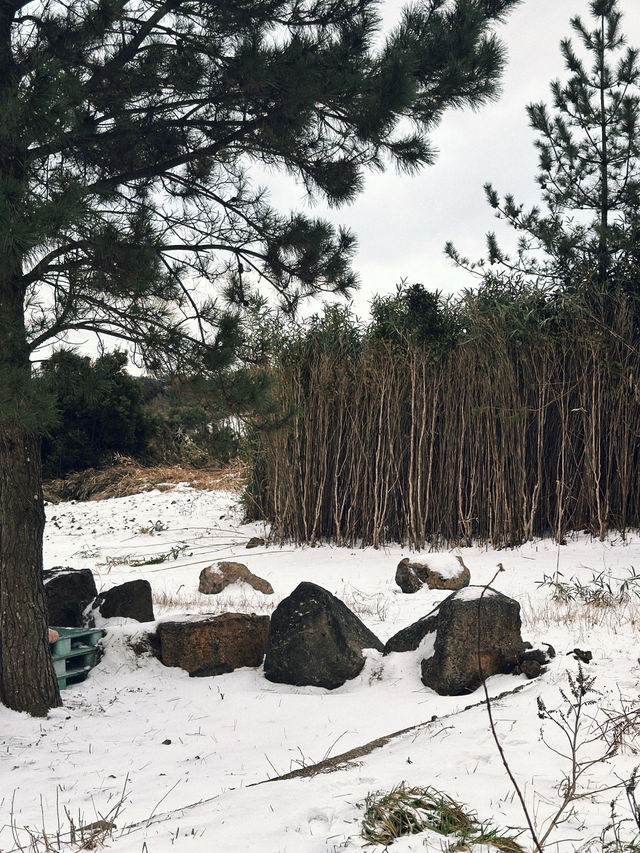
[{"xmin": 3, "ymin": 485, "xmax": 640, "ymax": 852}]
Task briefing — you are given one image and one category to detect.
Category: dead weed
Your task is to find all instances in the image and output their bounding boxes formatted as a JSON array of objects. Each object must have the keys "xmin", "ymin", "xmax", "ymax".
[{"xmin": 43, "ymin": 456, "xmax": 246, "ymax": 503}]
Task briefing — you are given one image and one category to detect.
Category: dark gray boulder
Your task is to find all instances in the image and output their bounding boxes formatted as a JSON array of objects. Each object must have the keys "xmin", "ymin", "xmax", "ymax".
[
  {"xmin": 44, "ymin": 567, "xmax": 97, "ymax": 627},
  {"xmin": 264, "ymin": 582, "xmax": 384, "ymax": 689},
  {"xmin": 91, "ymin": 579, "xmax": 155, "ymax": 623},
  {"xmin": 420, "ymin": 586, "xmax": 528, "ymax": 695},
  {"xmin": 384, "ymin": 612, "xmax": 440, "ymax": 654}
]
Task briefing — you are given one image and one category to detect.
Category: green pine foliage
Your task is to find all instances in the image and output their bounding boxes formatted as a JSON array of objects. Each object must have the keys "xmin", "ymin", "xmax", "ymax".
[
  {"xmin": 2, "ymin": 0, "xmax": 521, "ymax": 383},
  {"xmin": 369, "ymin": 282, "xmax": 459, "ymax": 351},
  {"xmin": 39, "ymin": 350, "xmax": 153, "ymax": 477},
  {"xmin": 446, "ymin": 0, "xmax": 640, "ymax": 304}
]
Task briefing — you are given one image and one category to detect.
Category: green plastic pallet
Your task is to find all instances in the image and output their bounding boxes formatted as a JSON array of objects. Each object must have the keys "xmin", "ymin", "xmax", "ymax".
[{"xmin": 50, "ymin": 627, "xmax": 104, "ymax": 689}]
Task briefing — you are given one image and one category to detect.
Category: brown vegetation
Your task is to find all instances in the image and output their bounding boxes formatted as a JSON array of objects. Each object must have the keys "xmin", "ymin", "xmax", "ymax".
[
  {"xmin": 249, "ymin": 299, "xmax": 640, "ymax": 548},
  {"xmin": 43, "ymin": 456, "xmax": 246, "ymax": 503}
]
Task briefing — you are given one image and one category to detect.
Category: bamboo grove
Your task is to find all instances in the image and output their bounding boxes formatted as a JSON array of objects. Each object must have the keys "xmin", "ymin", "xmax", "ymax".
[{"xmin": 247, "ymin": 287, "xmax": 640, "ymax": 549}]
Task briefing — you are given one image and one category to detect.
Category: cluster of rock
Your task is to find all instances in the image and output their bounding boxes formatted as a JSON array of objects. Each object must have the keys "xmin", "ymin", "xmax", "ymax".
[
  {"xmin": 46, "ymin": 557, "xmax": 551, "ymax": 696},
  {"xmin": 44, "ymin": 568, "xmax": 154, "ymax": 626}
]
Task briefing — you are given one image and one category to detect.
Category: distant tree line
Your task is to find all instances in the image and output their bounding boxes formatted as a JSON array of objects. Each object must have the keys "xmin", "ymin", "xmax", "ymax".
[{"xmin": 38, "ymin": 350, "xmax": 247, "ymax": 478}]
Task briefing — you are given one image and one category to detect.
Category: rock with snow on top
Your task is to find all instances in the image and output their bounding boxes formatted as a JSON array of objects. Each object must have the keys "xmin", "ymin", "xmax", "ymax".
[
  {"xmin": 91, "ymin": 579, "xmax": 155, "ymax": 623},
  {"xmin": 44, "ymin": 567, "xmax": 98, "ymax": 627},
  {"xmin": 420, "ymin": 586, "xmax": 528, "ymax": 695},
  {"xmin": 198, "ymin": 561, "xmax": 273, "ymax": 595},
  {"xmin": 384, "ymin": 612, "xmax": 440, "ymax": 654},
  {"xmin": 264, "ymin": 582, "xmax": 384, "ymax": 689},
  {"xmin": 395, "ymin": 555, "xmax": 470, "ymax": 593},
  {"xmin": 158, "ymin": 613, "xmax": 270, "ymax": 676}
]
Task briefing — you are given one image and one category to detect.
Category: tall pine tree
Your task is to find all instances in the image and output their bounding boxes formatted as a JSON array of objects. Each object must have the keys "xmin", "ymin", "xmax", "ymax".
[
  {"xmin": 447, "ymin": 0, "xmax": 640, "ymax": 300},
  {"xmin": 0, "ymin": 0, "xmax": 520, "ymax": 715}
]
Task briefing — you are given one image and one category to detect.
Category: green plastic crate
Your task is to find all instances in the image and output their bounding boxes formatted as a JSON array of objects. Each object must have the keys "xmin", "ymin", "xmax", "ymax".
[{"xmin": 50, "ymin": 627, "xmax": 104, "ymax": 689}]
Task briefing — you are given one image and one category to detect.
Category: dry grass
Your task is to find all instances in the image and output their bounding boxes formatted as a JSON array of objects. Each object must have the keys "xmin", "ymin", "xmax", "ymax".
[
  {"xmin": 521, "ymin": 596, "xmax": 640, "ymax": 639},
  {"xmin": 359, "ymin": 784, "xmax": 525, "ymax": 850},
  {"xmin": 152, "ymin": 587, "xmax": 276, "ymax": 616},
  {"xmin": 43, "ymin": 456, "xmax": 247, "ymax": 503}
]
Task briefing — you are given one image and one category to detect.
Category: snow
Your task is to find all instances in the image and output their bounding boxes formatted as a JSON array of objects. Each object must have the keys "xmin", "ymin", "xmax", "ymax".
[
  {"xmin": 450, "ymin": 585, "xmax": 500, "ymax": 601},
  {"xmin": 2, "ymin": 486, "xmax": 640, "ymax": 852},
  {"xmin": 418, "ymin": 553, "xmax": 466, "ymax": 580}
]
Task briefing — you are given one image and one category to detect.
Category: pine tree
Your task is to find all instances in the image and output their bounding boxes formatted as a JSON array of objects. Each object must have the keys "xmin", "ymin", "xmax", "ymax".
[
  {"xmin": 447, "ymin": 0, "xmax": 640, "ymax": 300},
  {"xmin": 39, "ymin": 350, "xmax": 153, "ymax": 477},
  {"xmin": 0, "ymin": 0, "xmax": 520, "ymax": 714}
]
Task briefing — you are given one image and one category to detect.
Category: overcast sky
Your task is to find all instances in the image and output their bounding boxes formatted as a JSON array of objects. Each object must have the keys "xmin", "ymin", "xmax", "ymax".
[{"xmin": 269, "ymin": 0, "xmax": 640, "ymax": 318}]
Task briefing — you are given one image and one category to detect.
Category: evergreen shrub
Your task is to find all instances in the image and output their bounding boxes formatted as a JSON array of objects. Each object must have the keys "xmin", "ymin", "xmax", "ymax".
[{"xmin": 40, "ymin": 350, "xmax": 154, "ymax": 478}]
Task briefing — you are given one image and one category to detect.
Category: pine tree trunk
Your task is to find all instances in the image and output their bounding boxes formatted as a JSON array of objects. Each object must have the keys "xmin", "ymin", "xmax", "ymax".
[
  {"xmin": 598, "ymin": 12, "xmax": 609, "ymax": 290},
  {"xmin": 0, "ymin": 419, "xmax": 61, "ymax": 715},
  {"xmin": 0, "ymin": 261, "xmax": 61, "ymax": 715}
]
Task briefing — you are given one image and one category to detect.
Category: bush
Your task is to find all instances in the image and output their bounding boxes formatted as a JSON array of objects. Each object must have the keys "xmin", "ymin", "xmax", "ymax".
[{"xmin": 40, "ymin": 350, "xmax": 154, "ymax": 478}]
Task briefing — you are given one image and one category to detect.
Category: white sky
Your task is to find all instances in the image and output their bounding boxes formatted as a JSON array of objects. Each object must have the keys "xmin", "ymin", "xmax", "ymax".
[{"xmin": 268, "ymin": 0, "xmax": 640, "ymax": 318}]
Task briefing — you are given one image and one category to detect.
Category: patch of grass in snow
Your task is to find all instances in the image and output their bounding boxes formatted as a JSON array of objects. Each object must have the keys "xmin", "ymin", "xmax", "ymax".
[
  {"xmin": 359, "ymin": 783, "xmax": 525, "ymax": 851},
  {"xmin": 339, "ymin": 585, "xmax": 390, "ymax": 622},
  {"xmin": 595, "ymin": 791, "xmax": 640, "ymax": 853},
  {"xmin": 152, "ymin": 586, "xmax": 276, "ymax": 615},
  {"xmin": 9, "ymin": 776, "xmax": 129, "ymax": 852},
  {"xmin": 520, "ymin": 596, "xmax": 640, "ymax": 637},
  {"xmin": 538, "ymin": 567, "xmax": 640, "ymax": 607},
  {"xmin": 136, "ymin": 519, "xmax": 170, "ymax": 534},
  {"xmin": 100, "ymin": 543, "xmax": 190, "ymax": 569}
]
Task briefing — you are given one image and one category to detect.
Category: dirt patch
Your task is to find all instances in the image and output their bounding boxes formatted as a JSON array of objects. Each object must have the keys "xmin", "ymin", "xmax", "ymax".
[{"xmin": 43, "ymin": 457, "xmax": 246, "ymax": 502}]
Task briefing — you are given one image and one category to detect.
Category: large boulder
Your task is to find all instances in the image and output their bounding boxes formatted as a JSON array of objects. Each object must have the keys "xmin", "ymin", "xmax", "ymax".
[
  {"xmin": 91, "ymin": 579, "xmax": 155, "ymax": 623},
  {"xmin": 158, "ymin": 613, "xmax": 270, "ymax": 676},
  {"xmin": 395, "ymin": 555, "xmax": 470, "ymax": 594},
  {"xmin": 44, "ymin": 567, "xmax": 98, "ymax": 627},
  {"xmin": 420, "ymin": 586, "xmax": 528, "ymax": 695},
  {"xmin": 199, "ymin": 561, "xmax": 274, "ymax": 595},
  {"xmin": 384, "ymin": 612, "xmax": 440, "ymax": 654},
  {"xmin": 264, "ymin": 582, "xmax": 384, "ymax": 689}
]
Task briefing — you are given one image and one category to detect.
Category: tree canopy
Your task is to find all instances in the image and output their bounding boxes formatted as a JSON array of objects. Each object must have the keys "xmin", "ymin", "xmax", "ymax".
[{"xmin": 3, "ymin": 0, "xmax": 520, "ymax": 377}]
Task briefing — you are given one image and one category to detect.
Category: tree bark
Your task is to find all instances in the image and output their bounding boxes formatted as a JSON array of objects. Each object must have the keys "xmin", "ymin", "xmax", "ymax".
[
  {"xmin": 0, "ymin": 266, "xmax": 61, "ymax": 716},
  {"xmin": 598, "ymin": 12, "xmax": 610, "ymax": 291},
  {"xmin": 0, "ymin": 419, "xmax": 61, "ymax": 715}
]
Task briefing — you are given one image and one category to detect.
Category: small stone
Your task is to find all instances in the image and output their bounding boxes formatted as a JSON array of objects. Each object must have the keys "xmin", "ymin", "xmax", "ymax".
[
  {"xmin": 198, "ymin": 561, "xmax": 273, "ymax": 595},
  {"xmin": 520, "ymin": 658, "xmax": 542, "ymax": 679},
  {"xmin": 395, "ymin": 559, "xmax": 423, "ymax": 594}
]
